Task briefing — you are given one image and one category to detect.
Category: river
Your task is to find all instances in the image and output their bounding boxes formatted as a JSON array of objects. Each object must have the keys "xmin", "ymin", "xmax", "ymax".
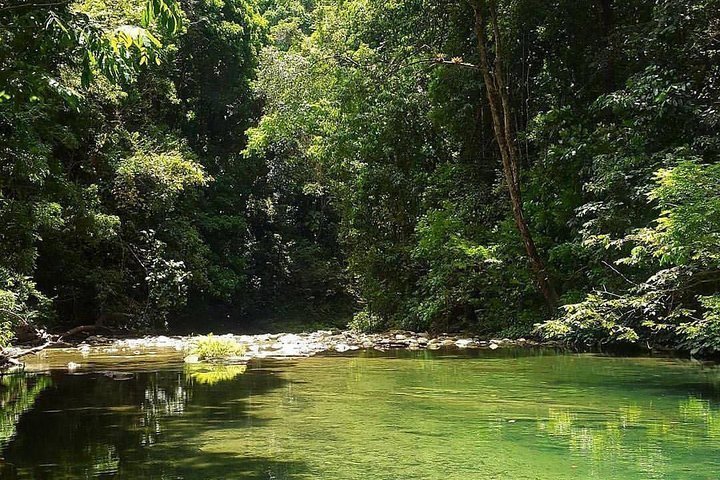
[{"xmin": 1, "ymin": 348, "xmax": 719, "ymax": 479}]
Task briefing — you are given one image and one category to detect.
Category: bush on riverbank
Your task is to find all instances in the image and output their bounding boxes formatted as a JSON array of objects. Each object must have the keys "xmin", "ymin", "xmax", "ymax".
[
  {"xmin": 537, "ymin": 160, "xmax": 720, "ymax": 354},
  {"xmin": 190, "ymin": 335, "xmax": 246, "ymax": 361}
]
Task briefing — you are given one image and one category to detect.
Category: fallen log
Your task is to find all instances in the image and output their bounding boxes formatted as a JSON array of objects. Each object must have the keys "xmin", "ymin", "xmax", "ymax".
[
  {"xmin": 58, "ymin": 324, "xmax": 113, "ymax": 341},
  {"xmin": 11, "ymin": 340, "xmax": 56, "ymax": 358},
  {"xmin": 0, "ymin": 340, "xmax": 57, "ymax": 370}
]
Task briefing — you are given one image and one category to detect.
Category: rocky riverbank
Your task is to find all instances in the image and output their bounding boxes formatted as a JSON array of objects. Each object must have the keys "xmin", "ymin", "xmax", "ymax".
[
  {"xmin": 83, "ymin": 330, "xmax": 548, "ymax": 359},
  {"xmin": 1, "ymin": 330, "xmax": 557, "ymax": 371}
]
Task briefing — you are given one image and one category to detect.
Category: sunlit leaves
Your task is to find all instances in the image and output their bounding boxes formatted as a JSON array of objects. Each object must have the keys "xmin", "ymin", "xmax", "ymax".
[
  {"xmin": 141, "ymin": 0, "xmax": 182, "ymax": 35},
  {"xmin": 114, "ymin": 149, "xmax": 207, "ymax": 212},
  {"xmin": 647, "ymin": 161, "xmax": 720, "ymax": 266},
  {"xmin": 4, "ymin": 0, "xmax": 183, "ymax": 104}
]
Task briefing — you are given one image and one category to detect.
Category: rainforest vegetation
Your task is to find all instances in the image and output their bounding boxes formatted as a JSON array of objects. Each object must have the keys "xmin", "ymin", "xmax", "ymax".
[{"xmin": 1, "ymin": 0, "xmax": 719, "ymax": 354}]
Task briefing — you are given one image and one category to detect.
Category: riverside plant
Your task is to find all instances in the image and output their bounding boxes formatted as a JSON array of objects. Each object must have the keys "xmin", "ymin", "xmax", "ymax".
[{"xmin": 188, "ymin": 334, "xmax": 246, "ymax": 362}]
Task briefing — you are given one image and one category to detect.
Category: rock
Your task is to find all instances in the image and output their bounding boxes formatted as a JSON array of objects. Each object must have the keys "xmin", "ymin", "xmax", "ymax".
[
  {"xmin": 67, "ymin": 362, "xmax": 80, "ymax": 371},
  {"xmin": 184, "ymin": 355, "xmax": 200, "ymax": 364},
  {"xmin": 279, "ymin": 334, "xmax": 302, "ymax": 344},
  {"xmin": 489, "ymin": 343, "xmax": 499, "ymax": 350},
  {"xmin": 275, "ymin": 345, "xmax": 306, "ymax": 356},
  {"xmin": 456, "ymin": 339, "xmax": 474, "ymax": 348},
  {"xmin": 78, "ymin": 344, "xmax": 91, "ymax": 357},
  {"xmin": 335, "ymin": 343, "xmax": 351, "ymax": 353}
]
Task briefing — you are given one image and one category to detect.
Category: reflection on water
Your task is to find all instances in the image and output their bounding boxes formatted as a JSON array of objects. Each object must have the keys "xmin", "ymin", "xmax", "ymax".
[
  {"xmin": 1, "ymin": 350, "xmax": 719, "ymax": 479},
  {"xmin": 1, "ymin": 375, "xmax": 52, "ymax": 449},
  {"xmin": 186, "ymin": 363, "xmax": 248, "ymax": 385}
]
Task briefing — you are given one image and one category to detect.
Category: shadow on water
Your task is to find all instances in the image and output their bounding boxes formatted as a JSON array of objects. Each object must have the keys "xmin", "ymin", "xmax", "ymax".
[{"xmin": 0, "ymin": 363, "xmax": 310, "ymax": 479}]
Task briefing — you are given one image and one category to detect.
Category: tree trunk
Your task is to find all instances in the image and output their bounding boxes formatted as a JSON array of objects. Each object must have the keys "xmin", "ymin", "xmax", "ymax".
[{"xmin": 471, "ymin": 0, "xmax": 559, "ymax": 308}]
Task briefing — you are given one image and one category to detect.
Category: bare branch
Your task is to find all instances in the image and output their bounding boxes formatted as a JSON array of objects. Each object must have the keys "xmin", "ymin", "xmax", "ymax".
[{"xmin": 432, "ymin": 59, "xmax": 479, "ymax": 69}]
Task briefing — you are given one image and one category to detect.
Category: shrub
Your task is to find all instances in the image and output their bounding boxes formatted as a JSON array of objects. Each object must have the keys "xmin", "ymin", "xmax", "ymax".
[
  {"xmin": 0, "ymin": 268, "xmax": 53, "ymax": 348},
  {"xmin": 190, "ymin": 334, "xmax": 246, "ymax": 360},
  {"xmin": 348, "ymin": 310, "xmax": 385, "ymax": 333}
]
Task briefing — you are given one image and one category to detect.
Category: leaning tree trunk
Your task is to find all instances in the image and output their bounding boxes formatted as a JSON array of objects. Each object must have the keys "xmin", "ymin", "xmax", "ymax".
[{"xmin": 471, "ymin": 0, "xmax": 559, "ymax": 308}]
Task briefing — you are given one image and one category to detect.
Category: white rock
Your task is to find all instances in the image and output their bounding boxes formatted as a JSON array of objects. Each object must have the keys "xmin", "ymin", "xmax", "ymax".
[
  {"xmin": 279, "ymin": 334, "xmax": 302, "ymax": 344},
  {"xmin": 78, "ymin": 344, "xmax": 91, "ymax": 358},
  {"xmin": 184, "ymin": 355, "xmax": 200, "ymax": 364}
]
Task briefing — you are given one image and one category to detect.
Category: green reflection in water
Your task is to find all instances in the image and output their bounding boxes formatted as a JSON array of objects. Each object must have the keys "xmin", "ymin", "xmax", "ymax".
[
  {"xmin": 0, "ymin": 374, "xmax": 52, "ymax": 449},
  {"xmin": 1, "ymin": 349, "xmax": 720, "ymax": 479},
  {"xmin": 185, "ymin": 363, "xmax": 247, "ymax": 385}
]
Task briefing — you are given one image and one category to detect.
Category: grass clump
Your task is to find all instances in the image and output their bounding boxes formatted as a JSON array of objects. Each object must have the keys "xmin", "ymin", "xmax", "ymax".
[{"xmin": 190, "ymin": 334, "xmax": 246, "ymax": 360}]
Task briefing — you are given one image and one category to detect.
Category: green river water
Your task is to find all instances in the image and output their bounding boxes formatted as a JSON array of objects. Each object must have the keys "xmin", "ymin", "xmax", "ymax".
[{"xmin": 1, "ymin": 348, "xmax": 720, "ymax": 479}]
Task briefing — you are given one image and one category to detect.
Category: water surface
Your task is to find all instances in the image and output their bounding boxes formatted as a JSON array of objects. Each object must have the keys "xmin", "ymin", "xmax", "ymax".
[{"xmin": 2, "ymin": 349, "xmax": 720, "ymax": 479}]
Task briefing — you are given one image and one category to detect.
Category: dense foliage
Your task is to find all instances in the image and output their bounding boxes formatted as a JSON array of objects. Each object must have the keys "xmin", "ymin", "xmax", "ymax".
[{"xmin": 2, "ymin": 0, "xmax": 719, "ymax": 354}]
